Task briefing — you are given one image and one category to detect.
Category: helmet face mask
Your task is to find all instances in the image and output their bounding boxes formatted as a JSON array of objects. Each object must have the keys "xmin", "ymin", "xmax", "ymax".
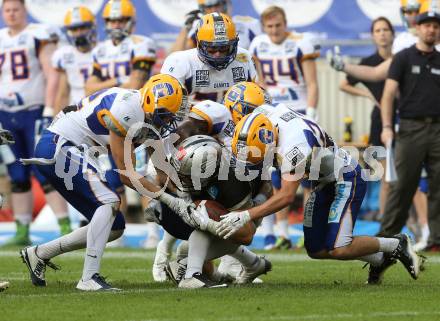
[
  {"xmin": 141, "ymin": 74, "xmax": 187, "ymax": 138},
  {"xmin": 103, "ymin": 0, "xmax": 136, "ymax": 42},
  {"xmin": 232, "ymin": 113, "xmax": 277, "ymax": 165},
  {"xmin": 65, "ymin": 24, "xmax": 96, "ymax": 48},
  {"xmin": 63, "ymin": 6, "xmax": 97, "ymax": 49},
  {"xmin": 224, "ymin": 82, "xmax": 272, "ymax": 124},
  {"xmin": 170, "ymin": 135, "xmax": 222, "ymax": 192},
  {"xmin": 196, "ymin": 13, "xmax": 238, "ymax": 71},
  {"xmin": 198, "ymin": 0, "xmax": 229, "ymax": 14}
]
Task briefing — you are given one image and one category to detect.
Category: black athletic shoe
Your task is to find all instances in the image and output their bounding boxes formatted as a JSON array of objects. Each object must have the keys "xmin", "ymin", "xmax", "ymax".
[
  {"xmin": 365, "ymin": 254, "xmax": 397, "ymax": 285},
  {"xmin": 391, "ymin": 234, "xmax": 421, "ymax": 280}
]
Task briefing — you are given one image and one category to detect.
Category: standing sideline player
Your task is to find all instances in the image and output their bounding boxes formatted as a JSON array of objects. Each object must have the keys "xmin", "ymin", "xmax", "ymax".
[{"xmin": 0, "ymin": 0, "xmax": 70, "ymax": 246}]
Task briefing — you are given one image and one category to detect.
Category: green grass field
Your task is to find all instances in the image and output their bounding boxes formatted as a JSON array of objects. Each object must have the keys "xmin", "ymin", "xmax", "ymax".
[{"xmin": 1, "ymin": 248, "xmax": 439, "ymax": 321}]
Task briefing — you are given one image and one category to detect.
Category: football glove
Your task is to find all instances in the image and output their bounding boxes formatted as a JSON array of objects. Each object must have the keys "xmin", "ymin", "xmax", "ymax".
[
  {"xmin": 0, "ymin": 129, "xmax": 15, "ymax": 145},
  {"xmin": 158, "ymin": 193, "xmax": 201, "ymax": 229},
  {"xmin": 216, "ymin": 210, "xmax": 251, "ymax": 239},
  {"xmin": 326, "ymin": 46, "xmax": 345, "ymax": 72},
  {"xmin": 184, "ymin": 9, "xmax": 202, "ymax": 32},
  {"xmin": 144, "ymin": 199, "xmax": 162, "ymax": 224}
]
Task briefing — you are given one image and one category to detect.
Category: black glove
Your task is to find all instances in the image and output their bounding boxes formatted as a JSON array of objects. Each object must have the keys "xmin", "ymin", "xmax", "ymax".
[
  {"xmin": 0, "ymin": 129, "xmax": 14, "ymax": 145},
  {"xmin": 184, "ymin": 9, "xmax": 202, "ymax": 32}
]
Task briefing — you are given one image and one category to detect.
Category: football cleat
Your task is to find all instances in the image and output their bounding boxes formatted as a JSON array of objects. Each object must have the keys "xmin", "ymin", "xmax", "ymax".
[
  {"xmin": 263, "ymin": 234, "xmax": 276, "ymax": 250},
  {"xmin": 391, "ymin": 234, "xmax": 421, "ymax": 280},
  {"xmin": 20, "ymin": 246, "xmax": 60, "ymax": 287},
  {"xmin": 365, "ymin": 254, "xmax": 397, "ymax": 285},
  {"xmin": 235, "ymin": 256, "xmax": 272, "ymax": 284},
  {"xmin": 178, "ymin": 272, "xmax": 227, "ymax": 289},
  {"xmin": 76, "ymin": 273, "xmax": 121, "ymax": 291},
  {"xmin": 3, "ymin": 222, "xmax": 31, "ymax": 247},
  {"xmin": 152, "ymin": 240, "xmax": 171, "ymax": 282},
  {"xmin": 274, "ymin": 236, "xmax": 293, "ymax": 250},
  {"xmin": 165, "ymin": 259, "xmax": 187, "ymax": 286},
  {"xmin": 0, "ymin": 281, "xmax": 9, "ymax": 292}
]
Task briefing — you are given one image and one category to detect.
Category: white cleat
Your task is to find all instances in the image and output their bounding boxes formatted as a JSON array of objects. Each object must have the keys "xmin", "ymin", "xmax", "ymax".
[
  {"xmin": 76, "ymin": 273, "xmax": 121, "ymax": 291},
  {"xmin": 152, "ymin": 240, "xmax": 171, "ymax": 282},
  {"xmin": 0, "ymin": 281, "xmax": 9, "ymax": 292},
  {"xmin": 217, "ymin": 256, "xmax": 242, "ymax": 278},
  {"xmin": 235, "ymin": 257, "xmax": 272, "ymax": 284},
  {"xmin": 20, "ymin": 246, "xmax": 60, "ymax": 287},
  {"xmin": 165, "ymin": 259, "xmax": 187, "ymax": 285},
  {"xmin": 178, "ymin": 273, "xmax": 227, "ymax": 289}
]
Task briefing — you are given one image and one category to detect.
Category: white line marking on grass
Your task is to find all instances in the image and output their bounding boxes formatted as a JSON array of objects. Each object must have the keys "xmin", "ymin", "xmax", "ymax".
[
  {"xmin": 222, "ymin": 311, "xmax": 440, "ymax": 321},
  {"xmin": 1, "ymin": 250, "xmax": 438, "ymax": 263}
]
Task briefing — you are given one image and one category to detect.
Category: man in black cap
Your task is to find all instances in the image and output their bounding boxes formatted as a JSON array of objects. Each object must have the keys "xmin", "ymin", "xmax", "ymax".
[{"xmin": 379, "ymin": 2, "xmax": 440, "ymax": 251}]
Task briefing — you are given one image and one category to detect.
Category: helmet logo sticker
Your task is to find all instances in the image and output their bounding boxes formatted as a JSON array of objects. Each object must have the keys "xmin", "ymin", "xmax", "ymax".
[
  {"xmin": 214, "ymin": 21, "xmax": 227, "ymax": 40},
  {"xmin": 152, "ymin": 83, "xmax": 174, "ymax": 99},
  {"xmin": 258, "ymin": 129, "xmax": 274, "ymax": 144},
  {"xmin": 176, "ymin": 147, "xmax": 187, "ymax": 161}
]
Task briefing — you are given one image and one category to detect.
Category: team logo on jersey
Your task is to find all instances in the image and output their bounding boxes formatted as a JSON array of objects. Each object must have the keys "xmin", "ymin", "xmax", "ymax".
[
  {"xmin": 258, "ymin": 129, "xmax": 274, "ymax": 144},
  {"xmin": 18, "ymin": 34, "xmax": 27, "ymax": 46},
  {"xmin": 258, "ymin": 42, "xmax": 269, "ymax": 53},
  {"xmin": 223, "ymin": 120, "xmax": 235, "ymax": 137},
  {"xmin": 285, "ymin": 147, "xmax": 305, "ymax": 167},
  {"xmin": 64, "ymin": 53, "xmax": 74, "ymax": 64},
  {"xmin": 280, "ymin": 111, "xmax": 297, "ymax": 122},
  {"xmin": 195, "ymin": 70, "xmax": 210, "ymax": 87},
  {"xmin": 235, "ymin": 53, "xmax": 248, "ymax": 63},
  {"xmin": 232, "ymin": 67, "xmax": 246, "ymax": 83}
]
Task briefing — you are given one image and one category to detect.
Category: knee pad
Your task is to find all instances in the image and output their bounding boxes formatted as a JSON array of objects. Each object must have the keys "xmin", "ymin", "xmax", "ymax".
[
  {"xmin": 41, "ymin": 182, "xmax": 55, "ymax": 194},
  {"xmin": 11, "ymin": 180, "xmax": 31, "ymax": 193}
]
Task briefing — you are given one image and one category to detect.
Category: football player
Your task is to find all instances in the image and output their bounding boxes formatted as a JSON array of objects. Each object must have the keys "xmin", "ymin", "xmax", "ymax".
[
  {"xmin": 217, "ymin": 103, "xmax": 423, "ymax": 285},
  {"xmin": 171, "ymin": 0, "xmax": 261, "ymax": 52},
  {"xmin": 19, "ymin": 74, "xmax": 205, "ymax": 291},
  {"xmin": 0, "ymin": 0, "xmax": 70, "ymax": 246},
  {"xmin": 85, "ymin": 0, "xmax": 158, "ymax": 246},
  {"xmin": 161, "ymin": 12, "xmax": 258, "ymax": 103},
  {"xmin": 145, "ymin": 134, "xmax": 272, "ymax": 288},
  {"xmin": 249, "ymin": 5, "xmax": 320, "ymax": 249},
  {"xmin": 52, "ymin": 6, "xmax": 96, "ymax": 111},
  {"xmin": 85, "ymin": 0, "xmax": 156, "ymax": 95},
  {"xmin": 152, "ymin": 13, "xmax": 258, "ymax": 281}
]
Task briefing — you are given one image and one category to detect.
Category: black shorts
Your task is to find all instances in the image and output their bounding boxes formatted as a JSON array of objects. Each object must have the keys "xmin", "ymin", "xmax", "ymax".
[
  {"xmin": 159, "ymin": 203, "xmax": 194, "ymax": 241},
  {"xmin": 369, "ymin": 107, "xmax": 383, "ymax": 147}
]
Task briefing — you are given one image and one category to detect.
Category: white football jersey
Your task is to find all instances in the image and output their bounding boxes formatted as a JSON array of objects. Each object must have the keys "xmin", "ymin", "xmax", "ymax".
[
  {"xmin": 188, "ymin": 15, "xmax": 261, "ymax": 50},
  {"xmin": 255, "ymin": 103, "xmax": 354, "ymax": 183},
  {"xmin": 189, "ymin": 100, "xmax": 235, "ymax": 147},
  {"xmin": 52, "ymin": 45, "xmax": 93, "ymax": 105},
  {"xmin": 49, "ymin": 87, "xmax": 144, "ymax": 148},
  {"xmin": 91, "ymin": 34, "xmax": 156, "ymax": 82},
  {"xmin": 0, "ymin": 23, "xmax": 54, "ymax": 112},
  {"xmin": 161, "ymin": 47, "xmax": 257, "ymax": 103},
  {"xmin": 249, "ymin": 33, "xmax": 319, "ymax": 109}
]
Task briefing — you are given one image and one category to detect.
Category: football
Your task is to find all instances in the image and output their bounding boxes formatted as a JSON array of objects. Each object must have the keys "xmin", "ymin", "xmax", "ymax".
[{"xmin": 193, "ymin": 200, "xmax": 228, "ymax": 222}]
